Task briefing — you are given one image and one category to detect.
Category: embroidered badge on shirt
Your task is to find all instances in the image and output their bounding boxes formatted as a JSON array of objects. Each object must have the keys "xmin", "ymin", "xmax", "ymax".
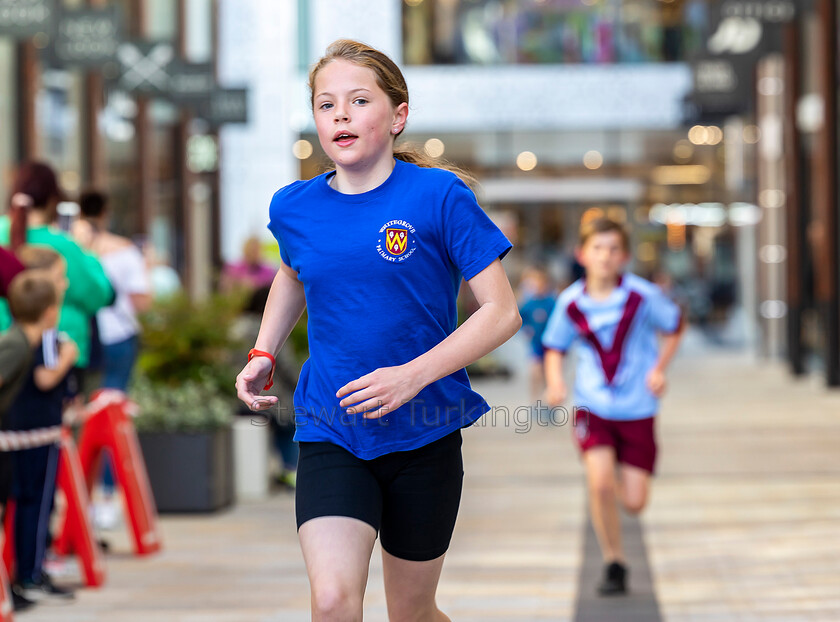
[{"xmin": 377, "ymin": 219, "xmax": 417, "ymax": 263}]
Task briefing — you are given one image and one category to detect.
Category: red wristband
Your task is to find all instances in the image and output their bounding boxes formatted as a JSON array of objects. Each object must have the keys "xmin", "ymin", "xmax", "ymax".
[{"xmin": 248, "ymin": 348, "xmax": 276, "ymax": 390}]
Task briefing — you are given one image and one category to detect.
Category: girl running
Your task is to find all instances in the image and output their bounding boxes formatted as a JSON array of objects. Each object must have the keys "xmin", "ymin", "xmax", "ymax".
[{"xmin": 235, "ymin": 39, "xmax": 520, "ymax": 621}]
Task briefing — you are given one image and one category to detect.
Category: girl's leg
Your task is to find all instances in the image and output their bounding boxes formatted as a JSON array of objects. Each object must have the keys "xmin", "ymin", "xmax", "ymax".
[
  {"xmin": 377, "ymin": 432, "xmax": 463, "ymax": 621},
  {"xmin": 382, "ymin": 550, "xmax": 450, "ymax": 622},
  {"xmin": 298, "ymin": 516, "xmax": 377, "ymax": 622},
  {"xmin": 583, "ymin": 446, "xmax": 624, "ymax": 563}
]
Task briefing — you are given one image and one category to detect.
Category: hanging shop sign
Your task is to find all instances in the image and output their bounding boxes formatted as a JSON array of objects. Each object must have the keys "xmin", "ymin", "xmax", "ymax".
[
  {"xmin": 167, "ymin": 62, "xmax": 215, "ymax": 103},
  {"xmin": 113, "ymin": 40, "xmax": 250, "ymax": 125},
  {"xmin": 707, "ymin": 14, "xmax": 765, "ymax": 56},
  {"xmin": 115, "ymin": 40, "xmax": 176, "ymax": 96},
  {"xmin": 0, "ymin": 0, "xmax": 53, "ymax": 38},
  {"xmin": 707, "ymin": 0, "xmax": 809, "ymax": 58},
  {"xmin": 116, "ymin": 44, "xmax": 215, "ymax": 101},
  {"xmin": 685, "ymin": 0, "xmax": 809, "ymax": 123},
  {"xmin": 684, "ymin": 53, "xmax": 755, "ymax": 122},
  {"xmin": 198, "ymin": 88, "xmax": 249, "ymax": 126},
  {"xmin": 717, "ymin": 0, "xmax": 798, "ymax": 24},
  {"xmin": 50, "ymin": 6, "xmax": 122, "ymax": 68}
]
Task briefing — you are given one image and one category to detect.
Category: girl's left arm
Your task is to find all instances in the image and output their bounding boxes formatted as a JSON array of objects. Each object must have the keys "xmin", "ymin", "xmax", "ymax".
[{"xmin": 337, "ymin": 258, "xmax": 521, "ymax": 418}]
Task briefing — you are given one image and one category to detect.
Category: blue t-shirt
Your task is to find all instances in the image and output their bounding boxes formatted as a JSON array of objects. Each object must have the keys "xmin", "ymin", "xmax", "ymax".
[
  {"xmin": 541, "ymin": 273, "xmax": 681, "ymax": 420},
  {"xmin": 267, "ymin": 159, "xmax": 512, "ymax": 459}
]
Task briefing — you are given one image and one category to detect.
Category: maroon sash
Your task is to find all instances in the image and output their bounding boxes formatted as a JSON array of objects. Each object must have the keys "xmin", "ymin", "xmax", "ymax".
[{"xmin": 567, "ymin": 290, "xmax": 642, "ymax": 384}]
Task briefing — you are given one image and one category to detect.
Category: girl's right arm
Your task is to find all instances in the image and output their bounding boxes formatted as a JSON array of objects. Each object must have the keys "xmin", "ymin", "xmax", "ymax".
[{"xmin": 235, "ymin": 262, "xmax": 306, "ymax": 410}]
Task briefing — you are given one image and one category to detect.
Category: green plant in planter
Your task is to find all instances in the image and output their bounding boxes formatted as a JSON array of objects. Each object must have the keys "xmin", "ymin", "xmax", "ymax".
[
  {"xmin": 132, "ymin": 375, "xmax": 233, "ymax": 433},
  {"xmin": 130, "ymin": 291, "xmax": 247, "ymax": 432}
]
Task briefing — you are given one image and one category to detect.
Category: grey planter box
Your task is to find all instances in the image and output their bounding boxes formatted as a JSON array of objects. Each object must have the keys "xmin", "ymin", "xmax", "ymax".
[{"xmin": 138, "ymin": 426, "xmax": 234, "ymax": 513}]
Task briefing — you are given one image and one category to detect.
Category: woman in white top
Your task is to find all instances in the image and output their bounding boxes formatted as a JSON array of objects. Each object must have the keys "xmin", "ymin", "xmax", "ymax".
[{"xmin": 74, "ymin": 191, "xmax": 152, "ymax": 390}]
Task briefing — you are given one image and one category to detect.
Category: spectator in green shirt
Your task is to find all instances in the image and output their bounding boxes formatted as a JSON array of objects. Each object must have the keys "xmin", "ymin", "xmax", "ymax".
[{"xmin": 0, "ymin": 162, "xmax": 114, "ymax": 371}]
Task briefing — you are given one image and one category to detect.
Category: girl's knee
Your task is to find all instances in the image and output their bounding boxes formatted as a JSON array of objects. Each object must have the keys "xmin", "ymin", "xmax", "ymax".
[{"xmin": 311, "ymin": 583, "xmax": 363, "ymax": 621}]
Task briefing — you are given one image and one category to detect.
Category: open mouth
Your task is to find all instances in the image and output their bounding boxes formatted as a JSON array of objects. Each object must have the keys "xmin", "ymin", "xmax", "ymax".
[{"xmin": 333, "ymin": 132, "xmax": 358, "ymax": 146}]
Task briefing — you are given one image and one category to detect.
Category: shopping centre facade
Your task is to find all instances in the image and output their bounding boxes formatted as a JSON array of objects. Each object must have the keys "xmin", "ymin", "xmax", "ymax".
[{"xmin": 1, "ymin": 0, "xmax": 838, "ymax": 383}]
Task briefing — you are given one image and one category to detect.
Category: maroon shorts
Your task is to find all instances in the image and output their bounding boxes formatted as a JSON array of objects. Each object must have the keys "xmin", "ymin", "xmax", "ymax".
[{"xmin": 572, "ymin": 410, "xmax": 657, "ymax": 474}]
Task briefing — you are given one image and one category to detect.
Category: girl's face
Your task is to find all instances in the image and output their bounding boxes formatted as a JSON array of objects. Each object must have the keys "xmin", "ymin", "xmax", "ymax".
[{"xmin": 312, "ymin": 59, "xmax": 408, "ymax": 173}]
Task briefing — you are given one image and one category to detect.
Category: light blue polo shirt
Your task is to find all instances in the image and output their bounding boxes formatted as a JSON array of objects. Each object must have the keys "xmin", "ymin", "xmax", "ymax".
[
  {"xmin": 542, "ymin": 273, "xmax": 681, "ymax": 420},
  {"xmin": 268, "ymin": 159, "xmax": 512, "ymax": 459}
]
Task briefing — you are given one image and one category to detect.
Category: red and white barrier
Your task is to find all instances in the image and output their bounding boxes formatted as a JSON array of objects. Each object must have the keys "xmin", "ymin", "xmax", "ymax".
[
  {"xmin": 55, "ymin": 430, "xmax": 106, "ymax": 587},
  {"xmin": 2, "ymin": 431, "xmax": 106, "ymax": 588},
  {"xmin": 1, "ymin": 390, "xmax": 160, "ymax": 595},
  {"xmin": 56, "ymin": 390, "xmax": 161, "ymax": 557}
]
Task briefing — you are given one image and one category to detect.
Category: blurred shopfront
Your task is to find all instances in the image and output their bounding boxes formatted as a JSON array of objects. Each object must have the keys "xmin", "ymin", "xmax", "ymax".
[
  {"xmin": 296, "ymin": 1, "xmax": 741, "ymax": 334},
  {"xmin": 0, "ymin": 0, "xmax": 248, "ymax": 298},
  {"xmin": 681, "ymin": 0, "xmax": 840, "ymax": 384},
  {"xmin": 286, "ymin": 0, "xmax": 840, "ymax": 384},
  {"xmin": 215, "ymin": 0, "xmax": 840, "ymax": 384},
  {"xmin": 401, "ymin": 0, "xmax": 709, "ymax": 65}
]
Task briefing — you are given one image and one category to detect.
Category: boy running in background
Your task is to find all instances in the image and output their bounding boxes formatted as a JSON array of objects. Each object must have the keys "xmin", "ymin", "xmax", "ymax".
[{"xmin": 543, "ymin": 217, "xmax": 684, "ymax": 596}]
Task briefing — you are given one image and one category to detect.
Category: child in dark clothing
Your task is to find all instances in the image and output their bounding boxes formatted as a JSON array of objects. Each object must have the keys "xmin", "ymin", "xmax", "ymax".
[
  {"xmin": 5, "ymin": 248, "xmax": 76, "ymax": 602},
  {"xmin": 0, "ymin": 269, "xmax": 64, "ymax": 610}
]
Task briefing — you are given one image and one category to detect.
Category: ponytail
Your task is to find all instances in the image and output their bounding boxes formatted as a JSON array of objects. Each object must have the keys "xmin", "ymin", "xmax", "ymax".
[
  {"xmin": 393, "ymin": 144, "xmax": 478, "ymax": 192},
  {"xmin": 9, "ymin": 193, "xmax": 33, "ymax": 252},
  {"xmin": 8, "ymin": 162, "xmax": 64, "ymax": 250}
]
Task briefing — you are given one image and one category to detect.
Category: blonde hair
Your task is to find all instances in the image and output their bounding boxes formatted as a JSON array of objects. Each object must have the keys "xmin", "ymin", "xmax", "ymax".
[{"xmin": 308, "ymin": 39, "xmax": 477, "ymax": 189}]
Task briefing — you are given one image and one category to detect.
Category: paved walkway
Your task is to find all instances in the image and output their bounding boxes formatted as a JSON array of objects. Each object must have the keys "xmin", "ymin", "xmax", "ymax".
[
  {"xmin": 644, "ymin": 350, "xmax": 840, "ymax": 622},
  {"xmin": 17, "ymin": 338, "xmax": 840, "ymax": 621}
]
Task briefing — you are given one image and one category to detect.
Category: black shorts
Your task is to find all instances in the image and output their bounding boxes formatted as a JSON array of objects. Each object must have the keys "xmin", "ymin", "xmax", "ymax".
[{"xmin": 295, "ymin": 430, "xmax": 464, "ymax": 562}]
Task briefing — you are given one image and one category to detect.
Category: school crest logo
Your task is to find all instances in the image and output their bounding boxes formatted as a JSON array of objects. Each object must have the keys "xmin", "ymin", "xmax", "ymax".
[
  {"xmin": 386, "ymin": 228, "xmax": 408, "ymax": 255},
  {"xmin": 377, "ymin": 219, "xmax": 417, "ymax": 263}
]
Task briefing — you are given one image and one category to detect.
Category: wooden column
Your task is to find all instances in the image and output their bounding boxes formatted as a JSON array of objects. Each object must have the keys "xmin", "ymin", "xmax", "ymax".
[
  {"xmin": 210, "ymin": 0, "xmax": 222, "ymax": 275},
  {"xmin": 15, "ymin": 41, "xmax": 38, "ymax": 161},
  {"xmin": 131, "ymin": 0, "xmax": 153, "ymax": 237},
  {"xmin": 82, "ymin": 73, "xmax": 106, "ymax": 187},
  {"xmin": 177, "ymin": 0, "xmax": 196, "ymax": 297},
  {"xmin": 82, "ymin": 0, "xmax": 109, "ymax": 188},
  {"xmin": 783, "ymin": 19, "xmax": 805, "ymax": 375}
]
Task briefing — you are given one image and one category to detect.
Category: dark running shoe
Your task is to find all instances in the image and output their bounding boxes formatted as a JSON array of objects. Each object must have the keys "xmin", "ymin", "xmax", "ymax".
[
  {"xmin": 11, "ymin": 583, "xmax": 36, "ymax": 611},
  {"xmin": 17, "ymin": 573, "xmax": 75, "ymax": 602},
  {"xmin": 597, "ymin": 561, "xmax": 628, "ymax": 596}
]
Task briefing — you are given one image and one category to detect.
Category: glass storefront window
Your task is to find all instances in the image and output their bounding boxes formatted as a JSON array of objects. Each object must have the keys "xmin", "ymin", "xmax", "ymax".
[
  {"xmin": 403, "ymin": 0, "xmax": 709, "ymax": 65},
  {"xmin": 147, "ymin": 0, "xmax": 178, "ymax": 41},
  {"xmin": 185, "ymin": 0, "xmax": 213, "ymax": 62},
  {"xmin": 35, "ymin": 68, "xmax": 84, "ymax": 195}
]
